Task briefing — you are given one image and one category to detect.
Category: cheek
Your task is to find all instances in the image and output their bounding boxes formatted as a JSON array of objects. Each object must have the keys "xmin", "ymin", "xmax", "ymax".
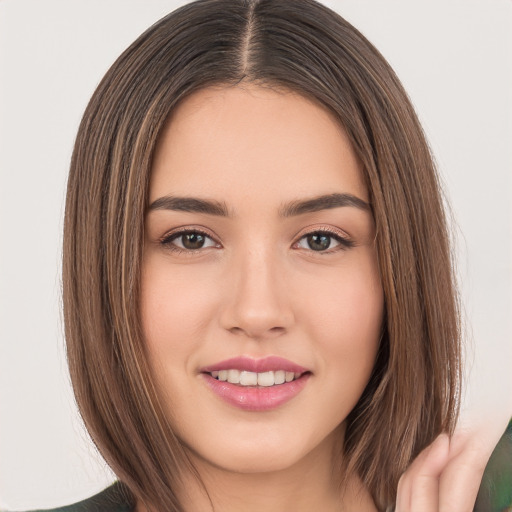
[
  {"xmin": 297, "ymin": 253, "xmax": 383, "ymax": 381},
  {"xmin": 139, "ymin": 257, "xmax": 222, "ymax": 431},
  {"xmin": 304, "ymin": 253, "xmax": 382, "ymax": 328},
  {"xmin": 140, "ymin": 255, "xmax": 216, "ymax": 367}
]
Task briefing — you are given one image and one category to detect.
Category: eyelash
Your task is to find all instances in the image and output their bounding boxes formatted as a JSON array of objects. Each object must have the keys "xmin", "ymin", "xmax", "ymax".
[{"xmin": 159, "ymin": 226, "xmax": 354, "ymax": 256}]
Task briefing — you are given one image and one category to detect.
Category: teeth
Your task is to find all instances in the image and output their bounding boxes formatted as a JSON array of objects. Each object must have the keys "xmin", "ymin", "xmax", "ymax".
[
  {"xmin": 257, "ymin": 371, "xmax": 274, "ymax": 387},
  {"xmin": 240, "ymin": 371, "xmax": 258, "ymax": 386},
  {"xmin": 227, "ymin": 369, "xmax": 240, "ymax": 384},
  {"xmin": 274, "ymin": 370, "xmax": 285, "ymax": 385},
  {"xmin": 211, "ymin": 369, "xmax": 302, "ymax": 386}
]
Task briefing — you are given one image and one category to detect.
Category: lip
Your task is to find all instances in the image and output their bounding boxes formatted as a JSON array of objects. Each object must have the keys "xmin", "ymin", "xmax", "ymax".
[
  {"xmin": 200, "ymin": 356, "xmax": 311, "ymax": 412},
  {"xmin": 200, "ymin": 356, "xmax": 308, "ymax": 374}
]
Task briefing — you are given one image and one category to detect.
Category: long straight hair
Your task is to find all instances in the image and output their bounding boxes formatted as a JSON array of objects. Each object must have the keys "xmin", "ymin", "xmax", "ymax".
[{"xmin": 63, "ymin": 1, "xmax": 461, "ymax": 510}]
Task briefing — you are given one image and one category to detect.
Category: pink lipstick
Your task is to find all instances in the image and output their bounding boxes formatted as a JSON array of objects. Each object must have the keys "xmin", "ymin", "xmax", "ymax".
[{"xmin": 200, "ymin": 356, "xmax": 311, "ymax": 411}]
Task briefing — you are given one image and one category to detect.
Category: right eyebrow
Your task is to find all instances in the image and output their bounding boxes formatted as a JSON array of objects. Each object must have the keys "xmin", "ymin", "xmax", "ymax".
[{"xmin": 147, "ymin": 196, "xmax": 232, "ymax": 217}]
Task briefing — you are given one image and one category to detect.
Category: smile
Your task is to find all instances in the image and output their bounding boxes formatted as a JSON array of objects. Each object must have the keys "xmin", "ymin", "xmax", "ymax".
[{"xmin": 200, "ymin": 356, "xmax": 311, "ymax": 411}]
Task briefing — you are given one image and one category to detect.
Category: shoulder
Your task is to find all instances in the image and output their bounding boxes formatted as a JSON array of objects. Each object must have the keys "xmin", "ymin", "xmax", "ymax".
[
  {"xmin": 474, "ymin": 418, "xmax": 512, "ymax": 512},
  {"xmin": 24, "ymin": 482, "xmax": 134, "ymax": 512}
]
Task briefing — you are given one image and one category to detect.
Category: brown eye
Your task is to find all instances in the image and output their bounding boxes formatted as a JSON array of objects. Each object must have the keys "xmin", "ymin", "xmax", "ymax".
[
  {"xmin": 295, "ymin": 230, "xmax": 354, "ymax": 253},
  {"xmin": 305, "ymin": 233, "xmax": 331, "ymax": 251},
  {"xmin": 161, "ymin": 230, "xmax": 218, "ymax": 252},
  {"xmin": 180, "ymin": 232, "xmax": 207, "ymax": 249}
]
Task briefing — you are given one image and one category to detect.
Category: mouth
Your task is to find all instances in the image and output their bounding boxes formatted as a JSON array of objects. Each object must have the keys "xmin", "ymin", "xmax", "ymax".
[{"xmin": 200, "ymin": 356, "xmax": 311, "ymax": 411}]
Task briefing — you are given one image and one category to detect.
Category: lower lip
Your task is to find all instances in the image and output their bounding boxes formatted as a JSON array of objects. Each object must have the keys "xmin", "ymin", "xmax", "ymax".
[{"xmin": 201, "ymin": 373, "xmax": 311, "ymax": 411}]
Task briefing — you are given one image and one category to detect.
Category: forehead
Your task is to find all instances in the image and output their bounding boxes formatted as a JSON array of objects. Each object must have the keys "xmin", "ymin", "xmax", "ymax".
[{"xmin": 149, "ymin": 84, "xmax": 367, "ymax": 206}]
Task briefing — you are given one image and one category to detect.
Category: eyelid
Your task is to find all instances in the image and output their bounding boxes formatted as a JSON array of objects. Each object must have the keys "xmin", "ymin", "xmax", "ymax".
[{"xmin": 294, "ymin": 224, "xmax": 351, "ymax": 240}]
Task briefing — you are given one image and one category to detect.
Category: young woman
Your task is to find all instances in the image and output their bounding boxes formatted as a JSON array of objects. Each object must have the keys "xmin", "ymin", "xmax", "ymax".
[{"xmin": 46, "ymin": 0, "xmax": 511, "ymax": 511}]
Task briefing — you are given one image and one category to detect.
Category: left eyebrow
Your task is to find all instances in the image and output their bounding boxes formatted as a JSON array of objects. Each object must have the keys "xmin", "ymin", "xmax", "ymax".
[{"xmin": 278, "ymin": 193, "xmax": 371, "ymax": 217}]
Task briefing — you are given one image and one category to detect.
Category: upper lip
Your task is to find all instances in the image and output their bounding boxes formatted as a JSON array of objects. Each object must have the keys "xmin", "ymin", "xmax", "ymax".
[{"xmin": 201, "ymin": 356, "xmax": 309, "ymax": 374}]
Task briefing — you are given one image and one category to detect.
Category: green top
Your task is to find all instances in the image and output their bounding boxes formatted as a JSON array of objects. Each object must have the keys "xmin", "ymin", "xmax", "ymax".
[
  {"xmin": 474, "ymin": 419, "xmax": 512, "ymax": 512},
  {"xmin": 21, "ymin": 420, "xmax": 512, "ymax": 512}
]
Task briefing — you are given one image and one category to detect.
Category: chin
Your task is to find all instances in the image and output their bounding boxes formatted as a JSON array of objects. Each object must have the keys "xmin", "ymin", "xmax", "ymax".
[
  {"xmin": 191, "ymin": 446, "xmax": 307, "ymax": 475},
  {"xmin": 183, "ymin": 423, "xmax": 341, "ymax": 476}
]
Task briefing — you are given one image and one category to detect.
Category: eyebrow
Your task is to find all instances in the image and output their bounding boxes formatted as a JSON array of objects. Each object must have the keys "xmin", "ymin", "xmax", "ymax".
[
  {"xmin": 279, "ymin": 193, "xmax": 371, "ymax": 217},
  {"xmin": 147, "ymin": 193, "xmax": 371, "ymax": 217}
]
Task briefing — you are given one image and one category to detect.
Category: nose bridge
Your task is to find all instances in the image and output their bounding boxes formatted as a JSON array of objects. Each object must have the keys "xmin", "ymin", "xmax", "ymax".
[{"xmin": 221, "ymin": 240, "xmax": 293, "ymax": 338}]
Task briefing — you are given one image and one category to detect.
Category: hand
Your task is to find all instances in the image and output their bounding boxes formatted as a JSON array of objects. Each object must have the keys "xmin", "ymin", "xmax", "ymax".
[{"xmin": 395, "ymin": 416, "xmax": 509, "ymax": 512}]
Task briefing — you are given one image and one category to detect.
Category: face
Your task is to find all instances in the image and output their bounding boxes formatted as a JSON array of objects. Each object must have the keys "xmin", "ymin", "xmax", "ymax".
[{"xmin": 141, "ymin": 85, "xmax": 384, "ymax": 475}]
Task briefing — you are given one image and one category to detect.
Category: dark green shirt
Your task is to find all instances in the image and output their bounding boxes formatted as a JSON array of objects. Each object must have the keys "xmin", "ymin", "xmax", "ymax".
[{"xmin": 21, "ymin": 420, "xmax": 512, "ymax": 512}]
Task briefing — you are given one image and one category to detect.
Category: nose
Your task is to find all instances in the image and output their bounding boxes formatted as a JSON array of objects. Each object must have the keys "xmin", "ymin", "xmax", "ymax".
[{"xmin": 219, "ymin": 245, "xmax": 295, "ymax": 340}]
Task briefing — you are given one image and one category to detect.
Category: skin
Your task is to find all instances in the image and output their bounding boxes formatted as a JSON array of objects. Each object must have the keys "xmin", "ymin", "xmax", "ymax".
[{"xmin": 141, "ymin": 84, "xmax": 382, "ymax": 511}]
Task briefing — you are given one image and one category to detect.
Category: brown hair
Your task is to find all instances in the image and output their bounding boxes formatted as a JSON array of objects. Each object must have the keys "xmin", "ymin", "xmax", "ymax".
[{"xmin": 63, "ymin": 0, "xmax": 461, "ymax": 510}]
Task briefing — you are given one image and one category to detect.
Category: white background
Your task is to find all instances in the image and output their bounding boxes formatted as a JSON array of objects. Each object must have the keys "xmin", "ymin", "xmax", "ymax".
[{"xmin": 1, "ymin": 0, "xmax": 511, "ymax": 509}]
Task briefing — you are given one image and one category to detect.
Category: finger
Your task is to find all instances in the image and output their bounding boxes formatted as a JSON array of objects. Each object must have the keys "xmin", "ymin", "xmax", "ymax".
[
  {"xmin": 396, "ymin": 468, "xmax": 412, "ymax": 512},
  {"xmin": 396, "ymin": 448, "xmax": 430, "ymax": 512},
  {"xmin": 396, "ymin": 433, "xmax": 450, "ymax": 512},
  {"xmin": 409, "ymin": 434, "xmax": 450, "ymax": 512},
  {"xmin": 396, "ymin": 441, "xmax": 432, "ymax": 512},
  {"xmin": 438, "ymin": 438, "xmax": 489, "ymax": 512}
]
